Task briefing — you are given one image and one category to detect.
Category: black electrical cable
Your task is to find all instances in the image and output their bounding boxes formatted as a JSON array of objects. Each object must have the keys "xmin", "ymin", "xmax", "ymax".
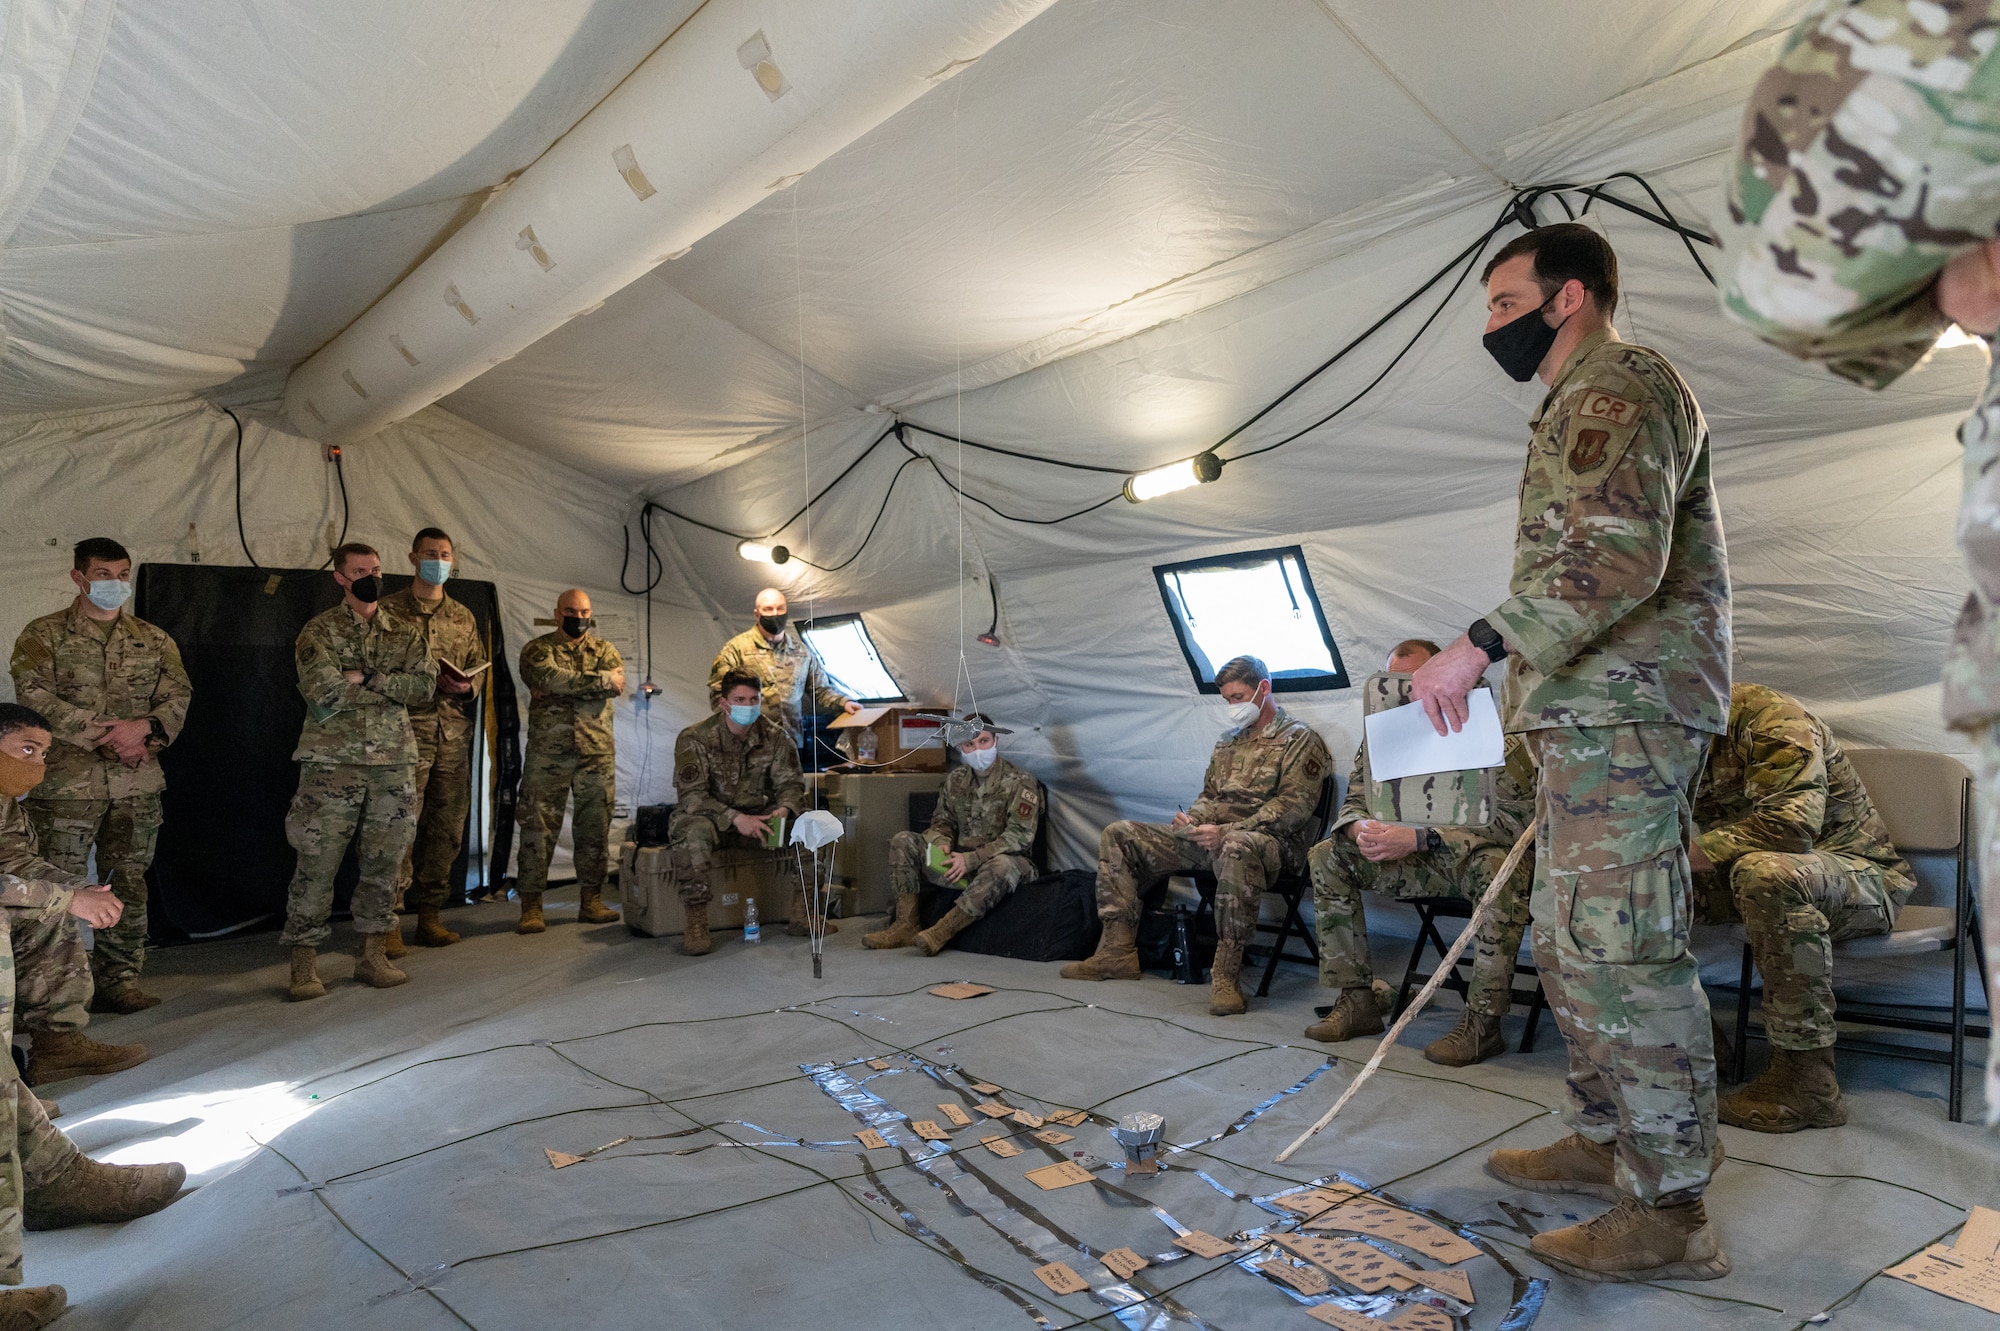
[
  {"xmin": 326, "ymin": 446, "xmax": 350, "ymax": 568},
  {"xmin": 896, "ymin": 421, "xmax": 1133, "ymax": 474},
  {"xmin": 221, "ymin": 407, "xmax": 264, "ymax": 570}
]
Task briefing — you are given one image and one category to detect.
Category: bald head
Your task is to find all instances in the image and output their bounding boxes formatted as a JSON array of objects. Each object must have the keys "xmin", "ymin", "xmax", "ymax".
[
  {"xmin": 557, "ymin": 590, "xmax": 593, "ymax": 639},
  {"xmin": 755, "ymin": 588, "xmax": 788, "ymax": 639},
  {"xmin": 1385, "ymin": 638, "xmax": 1440, "ymax": 673}
]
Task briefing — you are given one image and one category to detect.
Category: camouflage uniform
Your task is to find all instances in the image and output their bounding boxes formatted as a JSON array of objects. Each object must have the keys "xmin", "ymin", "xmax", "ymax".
[
  {"xmin": 888, "ymin": 758, "xmax": 1042, "ymax": 917},
  {"xmin": 0, "ymin": 803, "xmax": 91, "ymax": 1035},
  {"xmin": 708, "ymin": 626, "xmax": 850, "ymax": 743},
  {"xmin": 280, "ymin": 603, "xmax": 435, "ymax": 948},
  {"xmin": 11, "ymin": 602, "xmax": 190, "ymax": 987},
  {"xmin": 381, "ymin": 589, "xmax": 486, "ymax": 913},
  {"xmin": 1096, "ymin": 707, "xmax": 1329, "ymax": 947},
  {"xmin": 1693, "ymin": 683, "xmax": 1917, "ymax": 1049},
  {"xmin": 1309, "ymin": 736, "xmax": 1536, "ymax": 1016},
  {"xmin": 667, "ymin": 711, "xmax": 805, "ymax": 906},
  {"xmin": 1719, "ymin": 0, "xmax": 2000, "ymax": 1118},
  {"xmin": 1484, "ymin": 327, "xmax": 1732, "ymax": 1206},
  {"xmin": 516, "ymin": 631, "xmax": 622, "ymax": 900}
]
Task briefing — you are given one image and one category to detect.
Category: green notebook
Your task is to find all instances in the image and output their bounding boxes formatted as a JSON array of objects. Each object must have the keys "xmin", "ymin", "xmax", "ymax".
[{"xmin": 762, "ymin": 814, "xmax": 787, "ymax": 850}]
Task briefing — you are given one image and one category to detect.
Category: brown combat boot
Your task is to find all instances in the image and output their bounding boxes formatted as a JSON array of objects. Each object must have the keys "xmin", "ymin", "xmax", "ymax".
[
  {"xmin": 863, "ymin": 895, "xmax": 922, "ymax": 950},
  {"xmin": 786, "ymin": 885, "xmax": 838, "ymax": 937},
  {"xmin": 1719, "ymin": 1046, "xmax": 1847, "ymax": 1132},
  {"xmin": 1530, "ymin": 1195, "xmax": 1730, "ymax": 1282},
  {"xmin": 26, "ymin": 1030, "xmax": 149, "ymax": 1085},
  {"xmin": 1303, "ymin": 986, "xmax": 1385, "ymax": 1043},
  {"xmin": 25, "ymin": 1155, "xmax": 186, "ymax": 1230},
  {"xmin": 413, "ymin": 907, "xmax": 460, "ymax": 947},
  {"xmin": 577, "ymin": 886, "xmax": 620, "ymax": 924},
  {"xmin": 88, "ymin": 979, "xmax": 162, "ymax": 1015},
  {"xmin": 353, "ymin": 933, "xmax": 409, "ymax": 989},
  {"xmin": 916, "ymin": 905, "xmax": 977, "ymax": 957},
  {"xmin": 381, "ymin": 923, "xmax": 408, "ymax": 960},
  {"xmin": 0, "ymin": 1286, "xmax": 66, "ymax": 1329},
  {"xmin": 1208, "ymin": 941, "xmax": 1247, "ymax": 1016},
  {"xmin": 682, "ymin": 901, "xmax": 712, "ymax": 956},
  {"xmin": 516, "ymin": 892, "xmax": 546, "ymax": 935},
  {"xmin": 1485, "ymin": 1132, "xmax": 1618, "ymax": 1201},
  {"xmin": 288, "ymin": 947, "xmax": 326, "ymax": 1002},
  {"xmin": 1425, "ymin": 1009, "xmax": 1505, "ymax": 1066},
  {"xmin": 1059, "ymin": 920, "xmax": 1141, "ymax": 981}
]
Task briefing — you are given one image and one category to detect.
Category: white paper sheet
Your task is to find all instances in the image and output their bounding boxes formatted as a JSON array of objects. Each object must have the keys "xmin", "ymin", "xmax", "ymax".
[{"xmin": 1362, "ymin": 689, "xmax": 1505, "ymax": 783}]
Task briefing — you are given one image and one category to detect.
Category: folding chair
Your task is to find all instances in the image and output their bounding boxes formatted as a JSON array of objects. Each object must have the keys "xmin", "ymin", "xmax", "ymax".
[
  {"xmin": 1728, "ymin": 747, "xmax": 1989, "ymax": 1122},
  {"xmin": 1179, "ymin": 776, "xmax": 1334, "ymax": 997},
  {"xmin": 1395, "ymin": 896, "xmax": 1548, "ymax": 1052}
]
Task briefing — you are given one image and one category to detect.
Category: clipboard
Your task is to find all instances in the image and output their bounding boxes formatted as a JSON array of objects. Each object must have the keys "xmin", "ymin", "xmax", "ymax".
[{"xmin": 1361, "ymin": 672, "xmax": 1496, "ymax": 827}]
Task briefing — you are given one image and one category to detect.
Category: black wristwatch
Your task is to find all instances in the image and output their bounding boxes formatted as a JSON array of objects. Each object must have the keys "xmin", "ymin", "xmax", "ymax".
[
  {"xmin": 1467, "ymin": 617, "xmax": 1507, "ymax": 663},
  {"xmin": 1422, "ymin": 827, "xmax": 1445, "ymax": 854}
]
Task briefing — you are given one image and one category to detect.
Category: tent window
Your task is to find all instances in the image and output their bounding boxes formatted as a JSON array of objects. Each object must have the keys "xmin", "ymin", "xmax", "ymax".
[
  {"xmin": 795, "ymin": 614, "xmax": 907, "ymax": 704},
  {"xmin": 1152, "ymin": 546, "xmax": 1349, "ymax": 694}
]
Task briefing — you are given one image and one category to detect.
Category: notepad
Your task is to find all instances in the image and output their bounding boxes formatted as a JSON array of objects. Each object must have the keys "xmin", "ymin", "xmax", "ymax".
[{"xmin": 1362, "ymin": 689, "xmax": 1505, "ymax": 783}]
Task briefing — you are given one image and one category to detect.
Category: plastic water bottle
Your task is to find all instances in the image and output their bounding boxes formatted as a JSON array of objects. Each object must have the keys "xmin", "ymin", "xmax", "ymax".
[{"xmin": 743, "ymin": 898, "xmax": 761, "ymax": 944}]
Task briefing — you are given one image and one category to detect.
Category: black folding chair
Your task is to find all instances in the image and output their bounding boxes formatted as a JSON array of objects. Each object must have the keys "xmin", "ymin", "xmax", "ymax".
[
  {"xmin": 1395, "ymin": 896, "xmax": 1548, "ymax": 1052},
  {"xmin": 1179, "ymin": 776, "xmax": 1335, "ymax": 996}
]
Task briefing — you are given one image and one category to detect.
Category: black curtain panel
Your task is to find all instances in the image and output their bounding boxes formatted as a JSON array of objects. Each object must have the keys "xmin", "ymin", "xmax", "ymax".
[{"xmin": 135, "ymin": 564, "xmax": 518, "ymax": 940}]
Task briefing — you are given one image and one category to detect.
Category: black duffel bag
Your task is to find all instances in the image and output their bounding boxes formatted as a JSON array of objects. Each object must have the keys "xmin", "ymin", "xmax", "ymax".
[{"xmin": 918, "ymin": 869, "xmax": 1101, "ymax": 962}]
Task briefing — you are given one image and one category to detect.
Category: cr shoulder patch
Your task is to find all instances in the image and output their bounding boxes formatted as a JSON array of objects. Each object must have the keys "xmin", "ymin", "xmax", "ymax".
[{"xmin": 1576, "ymin": 388, "xmax": 1641, "ymax": 429}]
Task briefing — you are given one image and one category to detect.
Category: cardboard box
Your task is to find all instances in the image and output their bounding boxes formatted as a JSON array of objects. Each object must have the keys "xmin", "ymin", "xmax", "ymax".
[
  {"xmin": 826, "ymin": 706, "xmax": 950, "ymax": 772},
  {"xmin": 619, "ymin": 844, "xmax": 799, "ymax": 938},
  {"xmin": 824, "ymin": 769, "xmax": 950, "ymax": 916}
]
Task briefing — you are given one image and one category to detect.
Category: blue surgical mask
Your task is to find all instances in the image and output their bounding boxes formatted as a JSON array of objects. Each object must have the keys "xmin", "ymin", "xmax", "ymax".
[
  {"xmin": 728, "ymin": 703, "xmax": 762, "ymax": 727},
  {"xmin": 419, "ymin": 558, "xmax": 451, "ymax": 584},
  {"xmin": 86, "ymin": 579, "xmax": 131, "ymax": 612}
]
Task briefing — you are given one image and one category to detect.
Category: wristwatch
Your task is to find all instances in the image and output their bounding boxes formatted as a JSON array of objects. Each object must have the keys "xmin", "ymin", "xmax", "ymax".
[
  {"xmin": 146, "ymin": 716, "xmax": 167, "ymax": 743},
  {"xmin": 1422, "ymin": 827, "xmax": 1445, "ymax": 854},
  {"xmin": 1467, "ymin": 617, "xmax": 1507, "ymax": 663}
]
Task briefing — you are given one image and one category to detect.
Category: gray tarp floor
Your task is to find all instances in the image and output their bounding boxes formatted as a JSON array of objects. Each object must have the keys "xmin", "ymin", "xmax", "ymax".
[{"xmin": 20, "ymin": 890, "xmax": 1998, "ymax": 1331}]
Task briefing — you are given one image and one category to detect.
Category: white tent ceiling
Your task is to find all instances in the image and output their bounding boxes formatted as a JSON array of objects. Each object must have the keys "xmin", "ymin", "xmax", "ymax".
[{"xmin": 0, "ymin": 0, "xmax": 1985, "ymax": 856}]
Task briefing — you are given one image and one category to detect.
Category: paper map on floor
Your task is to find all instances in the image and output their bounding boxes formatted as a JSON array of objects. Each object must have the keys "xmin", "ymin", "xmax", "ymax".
[
  {"xmin": 1175, "ymin": 1231, "xmax": 1238, "ymax": 1259},
  {"xmin": 1256, "ymin": 1256, "xmax": 1329, "ymax": 1295},
  {"xmin": 1033, "ymin": 1262, "xmax": 1089, "ymax": 1295},
  {"xmin": 929, "ymin": 983, "xmax": 994, "ymax": 1000},
  {"xmin": 939, "ymin": 1103, "xmax": 973, "ymax": 1127},
  {"xmin": 1308, "ymin": 1304, "xmax": 1453, "ymax": 1331},
  {"xmin": 1102, "ymin": 1247, "xmax": 1149, "ymax": 1278},
  {"xmin": 855, "ymin": 1129, "xmax": 889, "ymax": 1149},
  {"xmin": 1304, "ymin": 1201, "xmax": 1482, "ymax": 1264},
  {"xmin": 1887, "ymin": 1206, "xmax": 2000, "ymax": 1314},
  {"xmin": 544, "ymin": 1149, "xmax": 584, "ymax": 1169},
  {"xmin": 1025, "ymin": 1161, "xmax": 1095, "ymax": 1190}
]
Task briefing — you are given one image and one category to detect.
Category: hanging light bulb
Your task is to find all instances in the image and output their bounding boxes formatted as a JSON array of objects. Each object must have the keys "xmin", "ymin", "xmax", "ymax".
[
  {"xmin": 1123, "ymin": 451, "xmax": 1224, "ymax": 503},
  {"xmin": 738, "ymin": 540, "xmax": 791, "ymax": 565}
]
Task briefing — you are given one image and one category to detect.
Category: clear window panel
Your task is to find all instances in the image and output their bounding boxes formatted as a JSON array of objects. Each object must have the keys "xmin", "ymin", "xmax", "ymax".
[
  {"xmin": 796, "ymin": 615, "xmax": 906, "ymax": 704},
  {"xmin": 1154, "ymin": 546, "xmax": 1349, "ymax": 692}
]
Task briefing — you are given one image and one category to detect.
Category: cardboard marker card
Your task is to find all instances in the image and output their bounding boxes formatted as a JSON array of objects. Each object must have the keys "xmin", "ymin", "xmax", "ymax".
[
  {"xmin": 854, "ymin": 1129, "xmax": 889, "ymax": 1150},
  {"xmin": 969, "ymin": 1081, "xmax": 1002, "ymax": 1094},
  {"xmin": 1174, "ymin": 1231, "xmax": 1237, "ymax": 1259},
  {"xmin": 1033, "ymin": 1130, "xmax": 1075, "ymax": 1146},
  {"xmin": 910, "ymin": 1120, "xmax": 951, "ymax": 1141},
  {"xmin": 1012, "ymin": 1110, "xmax": 1045, "ymax": 1128},
  {"xmin": 1306, "ymin": 1201, "xmax": 1482, "ymax": 1265},
  {"xmin": 983, "ymin": 1135, "xmax": 1023, "ymax": 1158},
  {"xmin": 938, "ymin": 1103, "xmax": 974, "ymax": 1127},
  {"xmin": 1101, "ymin": 1247, "xmax": 1149, "ymax": 1279},
  {"xmin": 929, "ymin": 982, "xmax": 994, "ymax": 1000},
  {"xmin": 1309, "ymin": 1305, "xmax": 1452, "ymax": 1331},
  {"xmin": 1033, "ymin": 1262, "xmax": 1089, "ymax": 1296},
  {"xmin": 1025, "ymin": 1161, "xmax": 1096, "ymax": 1190},
  {"xmin": 975, "ymin": 1101, "xmax": 1013, "ymax": 1118},
  {"xmin": 1256, "ymin": 1257, "xmax": 1329, "ymax": 1296},
  {"xmin": 544, "ymin": 1148, "xmax": 584, "ymax": 1169},
  {"xmin": 867, "ymin": 1058, "xmax": 891, "ymax": 1070},
  {"xmin": 1273, "ymin": 1184, "xmax": 1365, "ymax": 1218},
  {"xmin": 1410, "ymin": 1266, "xmax": 1475, "ymax": 1303},
  {"xmin": 1050, "ymin": 1109, "xmax": 1088, "ymax": 1126}
]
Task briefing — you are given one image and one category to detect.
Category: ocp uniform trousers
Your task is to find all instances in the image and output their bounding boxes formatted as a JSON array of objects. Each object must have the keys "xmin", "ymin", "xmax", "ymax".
[
  {"xmin": 24, "ymin": 794, "xmax": 160, "ymax": 985},
  {"xmin": 280, "ymin": 762, "xmax": 419, "ymax": 947},
  {"xmin": 516, "ymin": 750, "xmax": 615, "ymax": 897}
]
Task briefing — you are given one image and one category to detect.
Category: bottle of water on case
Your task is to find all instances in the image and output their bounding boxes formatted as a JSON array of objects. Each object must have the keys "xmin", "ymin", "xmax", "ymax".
[{"xmin": 743, "ymin": 897, "xmax": 761, "ymax": 944}]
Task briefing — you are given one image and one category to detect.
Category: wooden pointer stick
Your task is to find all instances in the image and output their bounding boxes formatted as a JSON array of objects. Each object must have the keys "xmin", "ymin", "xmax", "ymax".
[{"xmin": 1275, "ymin": 821, "xmax": 1537, "ymax": 1164}]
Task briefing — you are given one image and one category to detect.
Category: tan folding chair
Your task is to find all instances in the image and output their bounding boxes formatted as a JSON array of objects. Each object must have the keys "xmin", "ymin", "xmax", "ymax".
[{"xmin": 1727, "ymin": 748, "xmax": 1989, "ymax": 1121}]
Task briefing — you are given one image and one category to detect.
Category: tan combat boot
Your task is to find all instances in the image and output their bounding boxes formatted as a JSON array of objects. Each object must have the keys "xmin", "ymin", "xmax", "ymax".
[
  {"xmin": 516, "ymin": 892, "xmax": 546, "ymax": 935},
  {"xmin": 682, "ymin": 901, "xmax": 712, "ymax": 956},
  {"xmin": 26, "ymin": 1030, "xmax": 149, "ymax": 1085},
  {"xmin": 1303, "ymin": 986, "xmax": 1385, "ymax": 1043},
  {"xmin": 1059, "ymin": 920, "xmax": 1141, "ymax": 981},
  {"xmin": 381, "ymin": 923, "xmax": 408, "ymax": 960},
  {"xmin": 863, "ymin": 895, "xmax": 922, "ymax": 950},
  {"xmin": 25, "ymin": 1155, "xmax": 186, "ymax": 1230},
  {"xmin": 1425, "ymin": 1009, "xmax": 1505, "ymax": 1066},
  {"xmin": 0, "ymin": 1285, "xmax": 66, "ymax": 1329},
  {"xmin": 414, "ymin": 907, "xmax": 460, "ymax": 947},
  {"xmin": 1485, "ymin": 1132, "xmax": 1619, "ymax": 1201},
  {"xmin": 916, "ymin": 905, "xmax": 977, "ymax": 957},
  {"xmin": 353, "ymin": 933, "xmax": 409, "ymax": 989},
  {"xmin": 786, "ymin": 885, "xmax": 839, "ymax": 937},
  {"xmin": 1530, "ymin": 1195, "xmax": 1730, "ymax": 1282},
  {"xmin": 1208, "ymin": 941, "xmax": 1247, "ymax": 1016},
  {"xmin": 288, "ymin": 946, "xmax": 326, "ymax": 1002},
  {"xmin": 1719, "ymin": 1046, "xmax": 1847, "ymax": 1132},
  {"xmin": 88, "ymin": 979, "xmax": 161, "ymax": 1015},
  {"xmin": 577, "ymin": 886, "xmax": 620, "ymax": 924}
]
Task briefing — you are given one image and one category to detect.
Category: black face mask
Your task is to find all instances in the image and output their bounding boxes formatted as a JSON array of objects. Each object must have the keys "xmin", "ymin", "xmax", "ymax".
[
  {"xmin": 348, "ymin": 575, "xmax": 382, "ymax": 604},
  {"xmin": 758, "ymin": 614, "xmax": 786, "ymax": 636},
  {"xmin": 562, "ymin": 615, "xmax": 591, "ymax": 639},
  {"xmin": 1482, "ymin": 296, "xmax": 1564, "ymax": 383}
]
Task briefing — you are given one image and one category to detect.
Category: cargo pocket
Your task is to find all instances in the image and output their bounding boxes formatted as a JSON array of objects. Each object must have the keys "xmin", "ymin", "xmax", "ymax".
[{"xmin": 1561, "ymin": 853, "xmax": 1688, "ymax": 965}]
